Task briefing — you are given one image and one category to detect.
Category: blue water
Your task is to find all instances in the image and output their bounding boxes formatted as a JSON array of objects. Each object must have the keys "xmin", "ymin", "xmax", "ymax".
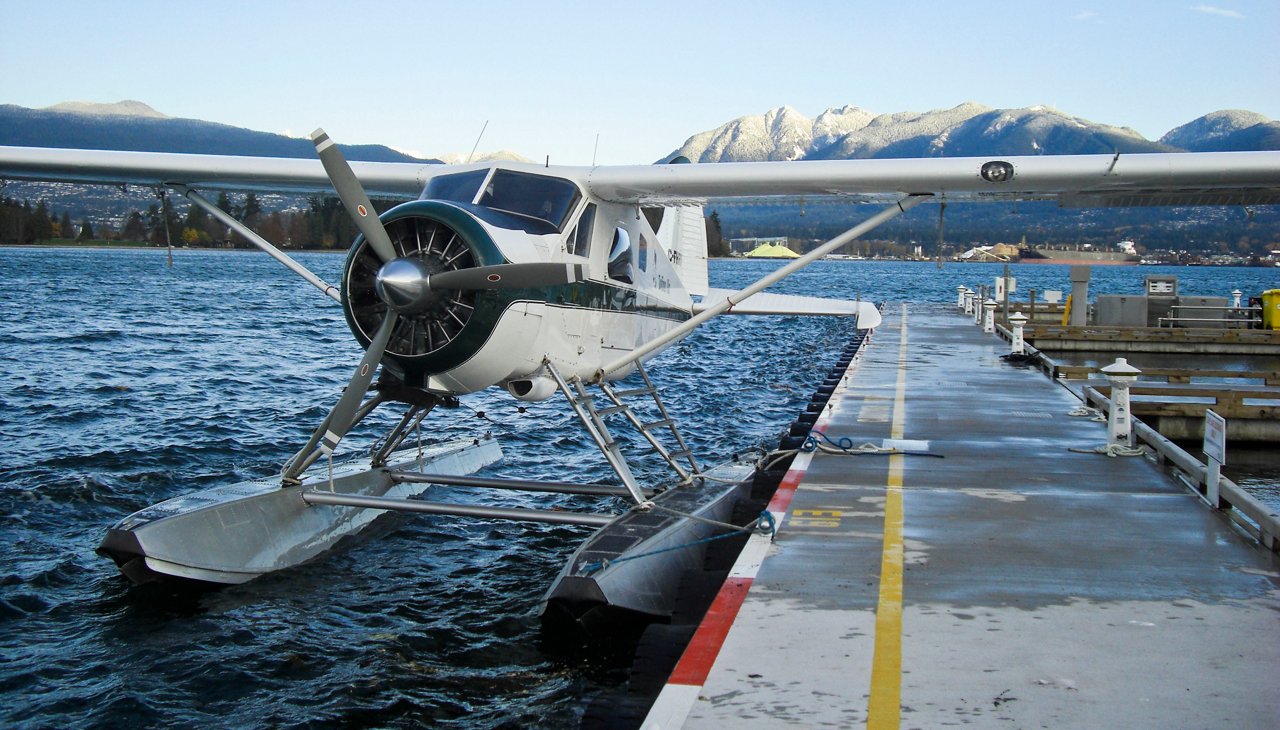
[{"xmin": 0, "ymin": 248, "xmax": 1275, "ymax": 728}]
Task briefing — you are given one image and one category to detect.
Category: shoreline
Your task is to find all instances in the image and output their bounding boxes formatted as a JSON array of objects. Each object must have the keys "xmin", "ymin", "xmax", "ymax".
[
  {"xmin": 1, "ymin": 244, "xmax": 1272, "ymax": 268},
  {"xmin": 0, "ymin": 242, "xmax": 346, "ymax": 253}
]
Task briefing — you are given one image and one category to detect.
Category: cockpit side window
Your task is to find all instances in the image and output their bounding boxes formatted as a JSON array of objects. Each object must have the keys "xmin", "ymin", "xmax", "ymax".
[{"xmin": 567, "ymin": 203, "xmax": 596, "ymax": 258}]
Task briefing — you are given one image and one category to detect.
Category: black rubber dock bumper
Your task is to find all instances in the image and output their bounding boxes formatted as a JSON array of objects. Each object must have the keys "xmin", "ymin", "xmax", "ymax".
[
  {"xmin": 541, "ymin": 458, "xmax": 755, "ymax": 639},
  {"xmin": 574, "ymin": 325, "xmax": 873, "ymax": 729}
]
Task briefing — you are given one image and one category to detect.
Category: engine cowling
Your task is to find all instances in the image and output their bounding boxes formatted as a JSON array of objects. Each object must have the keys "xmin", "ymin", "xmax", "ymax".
[{"xmin": 341, "ymin": 200, "xmax": 504, "ymax": 382}]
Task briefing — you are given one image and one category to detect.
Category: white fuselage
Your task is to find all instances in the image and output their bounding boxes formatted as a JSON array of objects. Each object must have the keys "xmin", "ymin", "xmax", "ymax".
[{"xmin": 424, "ymin": 195, "xmax": 703, "ymax": 395}]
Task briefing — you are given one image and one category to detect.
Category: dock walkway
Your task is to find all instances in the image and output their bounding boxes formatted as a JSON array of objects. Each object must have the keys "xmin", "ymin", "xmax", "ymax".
[{"xmin": 644, "ymin": 302, "xmax": 1280, "ymax": 729}]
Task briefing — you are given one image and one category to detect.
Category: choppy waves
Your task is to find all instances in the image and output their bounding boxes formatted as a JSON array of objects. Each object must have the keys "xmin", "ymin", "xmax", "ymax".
[{"xmin": 1, "ymin": 249, "xmax": 1274, "ymax": 728}]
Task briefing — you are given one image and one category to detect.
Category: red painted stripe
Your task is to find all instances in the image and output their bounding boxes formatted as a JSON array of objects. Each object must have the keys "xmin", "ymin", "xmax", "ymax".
[
  {"xmin": 767, "ymin": 416, "xmax": 825, "ymax": 513},
  {"xmin": 662, "ymin": 367, "xmax": 856, "ymax": 688},
  {"xmin": 767, "ymin": 468, "xmax": 802, "ymax": 513},
  {"xmin": 667, "ymin": 577, "xmax": 754, "ymax": 686}
]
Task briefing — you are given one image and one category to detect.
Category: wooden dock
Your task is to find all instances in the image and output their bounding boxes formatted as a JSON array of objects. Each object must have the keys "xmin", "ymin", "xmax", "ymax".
[
  {"xmin": 641, "ymin": 302, "xmax": 1280, "ymax": 729},
  {"xmin": 1023, "ymin": 323, "xmax": 1280, "ymax": 355}
]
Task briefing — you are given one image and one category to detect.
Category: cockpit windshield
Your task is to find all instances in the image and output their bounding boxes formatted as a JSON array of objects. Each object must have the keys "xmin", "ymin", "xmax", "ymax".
[
  {"xmin": 422, "ymin": 169, "xmax": 488, "ymax": 203},
  {"xmin": 478, "ymin": 170, "xmax": 581, "ymax": 231}
]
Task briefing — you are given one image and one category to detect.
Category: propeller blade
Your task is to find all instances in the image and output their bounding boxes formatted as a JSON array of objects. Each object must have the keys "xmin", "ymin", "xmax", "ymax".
[
  {"xmin": 319, "ymin": 313, "xmax": 399, "ymax": 455},
  {"xmin": 430, "ymin": 262, "xmax": 586, "ymax": 291},
  {"xmin": 311, "ymin": 128, "xmax": 398, "ymax": 263}
]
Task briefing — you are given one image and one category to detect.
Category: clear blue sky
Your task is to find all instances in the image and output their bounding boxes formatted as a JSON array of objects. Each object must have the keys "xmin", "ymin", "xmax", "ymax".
[{"xmin": 1, "ymin": 1, "xmax": 1276, "ymax": 164}]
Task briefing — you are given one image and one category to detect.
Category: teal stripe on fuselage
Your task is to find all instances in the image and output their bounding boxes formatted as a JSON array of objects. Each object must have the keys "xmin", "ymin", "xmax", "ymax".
[{"xmin": 392, "ymin": 279, "xmax": 690, "ymax": 381}]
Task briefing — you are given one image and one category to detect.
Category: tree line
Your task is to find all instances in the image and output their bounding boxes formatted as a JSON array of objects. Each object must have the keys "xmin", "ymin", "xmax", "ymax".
[
  {"xmin": 4, "ymin": 193, "xmax": 740, "ymax": 258},
  {"xmin": 708, "ymin": 200, "xmax": 1280, "ymax": 257},
  {"xmin": 0, "ymin": 193, "xmax": 381, "ymax": 250}
]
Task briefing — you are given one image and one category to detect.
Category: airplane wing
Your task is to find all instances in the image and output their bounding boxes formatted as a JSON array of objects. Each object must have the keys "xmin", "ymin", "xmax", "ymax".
[
  {"xmin": 0, "ymin": 145, "xmax": 438, "ymax": 197},
  {"xmin": 583, "ymin": 151, "xmax": 1280, "ymax": 207},
  {"xmin": 1, "ymin": 145, "xmax": 1277, "ymax": 207}
]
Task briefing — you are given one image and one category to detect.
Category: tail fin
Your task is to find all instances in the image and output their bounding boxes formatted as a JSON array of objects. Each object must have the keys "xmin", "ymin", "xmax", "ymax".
[{"xmin": 657, "ymin": 206, "xmax": 709, "ymax": 297}]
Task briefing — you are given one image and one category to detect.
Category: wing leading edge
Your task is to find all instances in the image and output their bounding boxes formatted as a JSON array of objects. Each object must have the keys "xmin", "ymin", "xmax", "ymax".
[
  {"xmin": 0, "ymin": 145, "xmax": 436, "ymax": 197},
  {"xmin": 1, "ymin": 145, "xmax": 1277, "ymax": 208},
  {"xmin": 584, "ymin": 151, "xmax": 1280, "ymax": 208}
]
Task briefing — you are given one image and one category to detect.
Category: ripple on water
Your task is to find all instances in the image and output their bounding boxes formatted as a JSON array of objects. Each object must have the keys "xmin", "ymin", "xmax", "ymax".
[{"xmin": 2, "ymin": 250, "xmax": 1277, "ymax": 728}]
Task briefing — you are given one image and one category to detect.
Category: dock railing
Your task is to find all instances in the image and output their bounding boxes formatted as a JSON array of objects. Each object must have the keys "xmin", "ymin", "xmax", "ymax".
[
  {"xmin": 1083, "ymin": 386, "xmax": 1279, "ymax": 554},
  {"xmin": 990, "ymin": 318, "xmax": 1279, "ymax": 554},
  {"xmin": 1158, "ymin": 304, "xmax": 1262, "ymax": 329},
  {"xmin": 1043, "ymin": 364, "xmax": 1280, "ymax": 386}
]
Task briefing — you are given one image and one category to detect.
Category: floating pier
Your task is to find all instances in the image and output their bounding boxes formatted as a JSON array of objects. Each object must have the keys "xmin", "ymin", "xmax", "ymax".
[{"xmin": 636, "ymin": 302, "xmax": 1279, "ymax": 728}]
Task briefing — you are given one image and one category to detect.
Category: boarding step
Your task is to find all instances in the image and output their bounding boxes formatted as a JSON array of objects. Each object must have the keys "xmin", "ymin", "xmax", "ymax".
[{"xmin": 611, "ymin": 386, "xmax": 657, "ymax": 399}]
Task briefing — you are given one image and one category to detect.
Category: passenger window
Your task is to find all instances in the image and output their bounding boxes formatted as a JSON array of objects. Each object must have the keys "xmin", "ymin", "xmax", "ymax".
[{"xmin": 637, "ymin": 233, "xmax": 650, "ymax": 272}]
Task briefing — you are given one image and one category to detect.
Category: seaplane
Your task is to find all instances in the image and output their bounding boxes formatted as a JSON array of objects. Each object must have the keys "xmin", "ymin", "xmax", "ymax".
[{"xmin": 2, "ymin": 138, "xmax": 1278, "ymax": 626}]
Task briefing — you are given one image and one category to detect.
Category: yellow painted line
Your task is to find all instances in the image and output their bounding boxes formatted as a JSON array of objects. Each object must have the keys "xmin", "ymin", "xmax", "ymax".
[{"xmin": 867, "ymin": 304, "xmax": 909, "ymax": 729}]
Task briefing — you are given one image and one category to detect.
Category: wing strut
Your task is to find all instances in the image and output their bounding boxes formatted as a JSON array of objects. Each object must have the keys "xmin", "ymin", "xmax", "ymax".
[
  {"xmin": 594, "ymin": 194, "xmax": 931, "ymax": 381},
  {"xmin": 175, "ymin": 184, "xmax": 342, "ymax": 303}
]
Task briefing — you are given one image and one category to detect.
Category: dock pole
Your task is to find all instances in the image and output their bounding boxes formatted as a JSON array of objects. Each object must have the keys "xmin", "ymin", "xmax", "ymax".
[{"xmin": 1101, "ymin": 358, "xmax": 1141, "ymax": 447}]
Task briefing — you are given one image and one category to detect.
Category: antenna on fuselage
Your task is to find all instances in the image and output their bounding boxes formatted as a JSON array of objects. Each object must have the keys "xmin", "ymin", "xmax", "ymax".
[
  {"xmin": 466, "ymin": 120, "xmax": 489, "ymax": 164},
  {"xmin": 592, "ymin": 133, "xmax": 600, "ymax": 166}
]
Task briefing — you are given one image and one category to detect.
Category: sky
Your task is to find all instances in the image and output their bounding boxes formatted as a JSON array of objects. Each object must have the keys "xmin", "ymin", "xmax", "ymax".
[{"xmin": 1, "ymin": 1, "xmax": 1277, "ymax": 165}]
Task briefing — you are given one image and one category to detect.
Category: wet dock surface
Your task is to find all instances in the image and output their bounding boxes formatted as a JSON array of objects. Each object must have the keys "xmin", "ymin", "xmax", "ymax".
[{"xmin": 646, "ymin": 302, "xmax": 1280, "ymax": 729}]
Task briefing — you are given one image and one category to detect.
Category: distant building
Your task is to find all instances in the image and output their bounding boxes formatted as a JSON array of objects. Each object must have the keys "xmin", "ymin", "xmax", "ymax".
[
  {"xmin": 743, "ymin": 242, "xmax": 800, "ymax": 259},
  {"xmin": 729, "ymin": 236, "xmax": 795, "ymax": 255},
  {"xmin": 956, "ymin": 243, "xmax": 1019, "ymax": 262}
]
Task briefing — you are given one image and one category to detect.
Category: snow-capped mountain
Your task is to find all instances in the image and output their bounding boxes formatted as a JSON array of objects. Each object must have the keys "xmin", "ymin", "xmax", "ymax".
[
  {"xmin": 45, "ymin": 100, "xmax": 169, "ymax": 119},
  {"xmin": 664, "ymin": 103, "xmax": 1279, "ymax": 163},
  {"xmin": 0, "ymin": 102, "xmax": 434, "ymax": 163},
  {"xmin": 1159, "ymin": 109, "xmax": 1280, "ymax": 152}
]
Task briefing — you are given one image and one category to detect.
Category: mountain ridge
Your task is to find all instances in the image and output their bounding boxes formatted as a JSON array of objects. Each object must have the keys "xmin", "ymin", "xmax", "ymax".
[
  {"xmin": 2, "ymin": 100, "xmax": 1276, "ymax": 254},
  {"xmin": 2, "ymin": 100, "xmax": 1275, "ymax": 166},
  {"xmin": 0, "ymin": 103, "xmax": 439, "ymax": 164},
  {"xmin": 662, "ymin": 102, "xmax": 1278, "ymax": 163}
]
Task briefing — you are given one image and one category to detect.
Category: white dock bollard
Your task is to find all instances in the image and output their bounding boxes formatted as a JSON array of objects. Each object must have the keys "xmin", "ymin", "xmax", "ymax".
[
  {"xmin": 1231, "ymin": 289, "xmax": 1242, "ymax": 308},
  {"xmin": 964, "ymin": 288, "xmax": 975, "ymax": 315},
  {"xmin": 957, "ymin": 285, "xmax": 967, "ymax": 309},
  {"xmin": 1101, "ymin": 358, "xmax": 1141, "ymax": 447},
  {"xmin": 982, "ymin": 298, "xmax": 997, "ymax": 333},
  {"xmin": 1009, "ymin": 311, "xmax": 1028, "ymax": 354},
  {"xmin": 973, "ymin": 290, "xmax": 984, "ymax": 324}
]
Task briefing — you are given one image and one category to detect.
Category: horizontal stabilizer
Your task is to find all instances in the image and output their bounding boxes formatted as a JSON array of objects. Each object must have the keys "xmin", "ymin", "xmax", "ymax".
[{"xmin": 694, "ymin": 288, "xmax": 881, "ymax": 328}]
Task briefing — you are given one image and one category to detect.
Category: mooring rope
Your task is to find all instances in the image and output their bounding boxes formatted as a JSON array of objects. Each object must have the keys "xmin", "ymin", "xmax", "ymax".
[
  {"xmin": 761, "ymin": 448, "xmax": 800, "ymax": 472},
  {"xmin": 1068, "ymin": 405, "xmax": 1107, "ymax": 422},
  {"xmin": 1068, "ymin": 443, "xmax": 1148, "ymax": 458},
  {"xmin": 803, "ymin": 430, "xmax": 944, "ymax": 458}
]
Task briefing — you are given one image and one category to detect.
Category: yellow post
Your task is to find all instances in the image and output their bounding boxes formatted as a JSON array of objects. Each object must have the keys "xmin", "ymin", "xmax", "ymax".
[{"xmin": 1261, "ymin": 290, "xmax": 1280, "ymax": 330}]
